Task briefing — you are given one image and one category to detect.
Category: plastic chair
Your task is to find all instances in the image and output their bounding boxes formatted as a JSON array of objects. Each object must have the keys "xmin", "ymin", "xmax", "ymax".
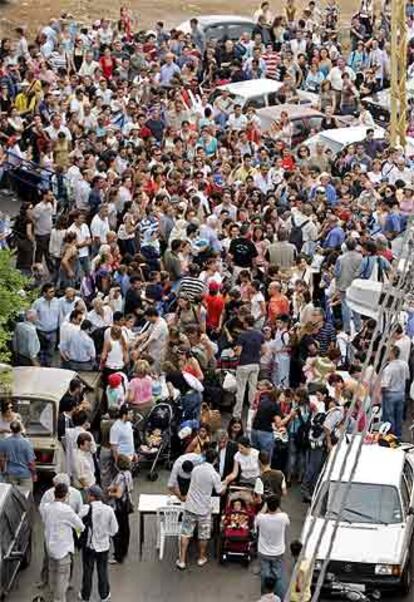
[{"xmin": 156, "ymin": 506, "xmax": 183, "ymax": 560}]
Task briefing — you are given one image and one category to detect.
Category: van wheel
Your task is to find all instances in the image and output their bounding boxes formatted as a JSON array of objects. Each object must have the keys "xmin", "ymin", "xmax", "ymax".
[
  {"xmin": 400, "ymin": 559, "xmax": 412, "ymax": 595},
  {"xmin": 21, "ymin": 537, "xmax": 32, "ymax": 569}
]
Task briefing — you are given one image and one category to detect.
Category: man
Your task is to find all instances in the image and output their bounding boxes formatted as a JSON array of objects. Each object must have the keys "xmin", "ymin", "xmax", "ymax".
[
  {"xmin": 32, "ymin": 189, "xmax": 55, "ymax": 274},
  {"xmin": 109, "ymin": 404, "xmax": 135, "ymax": 463},
  {"xmin": 163, "ymin": 239, "xmax": 184, "ymax": 282},
  {"xmin": 177, "ymin": 448, "xmax": 225, "ymax": 569},
  {"xmin": 229, "ymin": 223, "xmax": 258, "ymax": 279},
  {"xmin": 32, "ymin": 283, "xmax": 60, "ymax": 367},
  {"xmin": 334, "ymin": 237, "xmax": 363, "ymax": 333},
  {"xmin": 0, "ymin": 420, "xmax": 36, "ymax": 492},
  {"xmin": 136, "ymin": 308, "xmax": 169, "ymax": 371},
  {"xmin": 59, "ymin": 319, "xmax": 96, "ymax": 371},
  {"xmin": 79, "ymin": 485, "xmax": 118, "ymax": 602},
  {"xmin": 167, "ymin": 453, "xmax": 203, "ymax": 500},
  {"xmin": 159, "ymin": 52, "xmax": 181, "ymax": 87},
  {"xmin": 381, "ymin": 345, "xmax": 410, "ymax": 438},
  {"xmin": 256, "ymin": 495, "xmax": 290, "ymax": 600},
  {"xmin": 215, "ymin": 429, "xmax": 238, "ymax": 481},
  {"xmin": 38, "ymin": 473, "xmax": 83, "ymax": 590},
  {"xmin": 255, "ymin": 451, "xmax": 287, "ymax": 502},
  {"xmin": 40, "ymin": 482, "xmax": 84, "ymax": 602},
  {"xmin": 73, "ymin": 432, "xmax": 96, "ymax": 495},
  {"xmin": 90, "ymin": 203, "xmax": 109, "ymax": 248},
  {"xmin": 67, "ymin": 210, "xmax": 91, "ymax": 275},
  {"xmin": 12, "ymin": 309, "xmax": 40, "ymax": 365},
  {"xmin": 233, "ymin": 315, "xmax": 265, "ymax": 419},
  {"xmin": 266, "ymin": 229, "xmax": 296, "ymax": 269},
  {"xmin": 65, "ymin": 410, "xmax": 97, "ymax": 479},
  {"xmin": 176, "ymin": 263, "xmax": 206, "ymax": 301}
]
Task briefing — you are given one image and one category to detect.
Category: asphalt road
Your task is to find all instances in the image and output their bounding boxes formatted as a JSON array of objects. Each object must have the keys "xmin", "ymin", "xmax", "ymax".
[{"xmin": 6, "ymin": 470, "xmax": 409, "ymax": 602}]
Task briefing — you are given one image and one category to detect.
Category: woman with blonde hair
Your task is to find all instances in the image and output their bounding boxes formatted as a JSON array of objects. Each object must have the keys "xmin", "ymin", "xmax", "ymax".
[
  {"xmin": 128, "ymin": 359, "xmax": 154, "ymax": 418},
  {"xmin": 101, "ymin": 325, "xmax": 128, "ymax": 385}
]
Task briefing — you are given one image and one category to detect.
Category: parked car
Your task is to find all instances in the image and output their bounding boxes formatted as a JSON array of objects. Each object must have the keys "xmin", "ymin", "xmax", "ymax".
[
  {"xmin": 209, "ymin": 79, "xmax": 319, "ymax": 112},
  {"xmin": 0, "ymin": 483, "xmax": 32, "ymax": 599},
  {"xmin": 0, "ymin": 366, "xmax": 101, "ymax": 475},
  {"xmin": 301, "ymin": 436, "xmax": 414, "ymax": 595},
  {"xmin": 256, "ymin": 105, "xmax": 353, "ymax": 147},
  {"xmin": 361, "ymin": 87, "xmax": 414, "ymax": 126},
  {"xmin": 176, "ymin": 15, "xmax": 256, "ymax": 42},
  {"xmin": 304, "ymin": 126, "xmax": 414, "ymax": 159}
]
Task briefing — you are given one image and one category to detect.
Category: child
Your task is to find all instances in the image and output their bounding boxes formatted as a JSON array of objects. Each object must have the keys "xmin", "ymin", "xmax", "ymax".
[
  {"xmin": 106, "ymin": 372, "xmax": 128, "ymax": 409},
  {"xmin": 224, "ymin": 499, "xmax": 249, "ymax": 530}
]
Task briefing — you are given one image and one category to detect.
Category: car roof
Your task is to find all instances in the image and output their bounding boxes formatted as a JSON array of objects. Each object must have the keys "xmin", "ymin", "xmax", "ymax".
[
  {"xmin": 0, "ymin": 483, "xmax": 11, "ymax": 509},
  {"xmin": 1, "ymin": 367, "xmax": 77, "ymax": 403},
  {"xmin": 324, "ymin": 435, "xmax": 405, "ymax": 487},
  {"xmin": 177, "ymin": 15, "xmax": 255, "ymax": 31},
  {"xmin": 257, "ymin": 105, "xmax": 323, "ymax": 120},
  {"xmin": 305, "ymin": 126, "xmax": 386, "ymax": 148},
  {"xmin": 216, "ymin": 78, "xmax": 283, "ymax": 97}
]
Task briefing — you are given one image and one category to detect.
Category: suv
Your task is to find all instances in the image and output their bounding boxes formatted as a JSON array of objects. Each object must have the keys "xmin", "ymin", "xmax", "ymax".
[
  {"xmin": 301, "ymin": 436, "xmax": 414, "ymax": 595},
  {"xmin": 0, "ymin": 366, "xmax": 101, "ymax": 475},
  {"xmin": 176, "ymin": 15, "xmax": 256, "ymax": 42},
  {"xmin": 0, "ymin": 483, "xmax": 32, "ymax": 598}
]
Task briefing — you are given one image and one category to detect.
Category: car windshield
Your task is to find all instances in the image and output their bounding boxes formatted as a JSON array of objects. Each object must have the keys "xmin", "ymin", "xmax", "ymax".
[
  {"xmin": 14, "ymin": 398, "xmax": 54, "ymax": 436},
  {"xmin": 314, "ymin": 481, "xmax": 403, "ymax": 525}
]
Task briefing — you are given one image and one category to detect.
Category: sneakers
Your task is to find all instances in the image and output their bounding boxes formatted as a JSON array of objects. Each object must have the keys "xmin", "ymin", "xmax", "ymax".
[
  {"xmin": 101, "ymin": 595, "xmax": 111, "ymax": 602},
  {"xmin": 197, "ymin": 557, "xmax": 208, "ymax": 567},
  {"xmin": 176, "ymin": 559, "xmax": 186, "ymax": 570},
  {"xmin": 78, "ymin": 594, "xmax": 88, "ymax": 602},
  {"xmin": 108, "ymin": 558, "xmax": 120, "ymax": 565}
]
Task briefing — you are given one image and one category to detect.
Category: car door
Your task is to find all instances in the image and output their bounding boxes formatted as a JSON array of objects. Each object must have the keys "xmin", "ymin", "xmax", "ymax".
[
  {"xmin": 204, "ymin": 24, "xmax": 226, "ymax": 42},
  {"xmin": 0, "ymin": 506, "xmax": 18, "ymax": 595},
  {"xmin": 401, "ymin": 461, "xmax": 414, "ymax": 567},
  {"xmin": 226, "ymin": 22, "xmax": 255, "ymax": 41}
]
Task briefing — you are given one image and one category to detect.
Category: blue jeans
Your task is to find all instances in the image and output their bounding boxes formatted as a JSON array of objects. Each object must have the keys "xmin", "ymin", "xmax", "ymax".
[
  {"xmin": 339, "ymin": 291, "xmax": 361, "ymax": 333},
  {"xmin": 182, "ymin": 390, "xmax": 202, "ymax": 421},
  {"xmin": 302, "ymin": 447, "xmax": 325, "ymax": 495},
  {"xmin": 259, "ymin": 553, "xmax": 286, "ymax": 598},
  {"xmin": 382, "ymin": 390, "xmax": 405, "ymax": 438},
  {"xmin": 287, "ymin": 437, "xmax": 308, "ymax": 482},
  {"xmin": 251, "ymin": 429, "xmax": 274, "ymax": 457},
  {"xmin": 37, "ymin": 329, "xmax": 57, "ymax": 367},
  {"xmin": 272, "ymin": 354, "xmax": 290, "ymax": 388}
]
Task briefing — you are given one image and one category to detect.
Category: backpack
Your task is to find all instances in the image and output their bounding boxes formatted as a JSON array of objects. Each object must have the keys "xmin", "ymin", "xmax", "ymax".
[
  {"xmin": 289, "ymin": 217, "xmax": 309, "ymax": 252},
  {"xmin": 75, "ymin": 505, "xmax": 93, "ymax": 549},
  {"xmin": 294, "ymin": 408, "xmax": 311, "ymax": 450},
  {"xmin": 308, "ymin": 412, "xmax": 326, "ymax": 449}
]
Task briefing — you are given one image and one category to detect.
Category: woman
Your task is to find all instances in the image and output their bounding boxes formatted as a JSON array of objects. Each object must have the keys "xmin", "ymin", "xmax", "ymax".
[
  {"xmin": 101, "ymin": 325, "xmax": 129, "ymax": 384},
  {"xmin": 108, "ymin": 454, "xmax": 133, "ymax": 564},
  {"xmin": 99, "ymin": 46, "xmax": 114, "ymax": 79},
  {"xmin": 285, "ymin": 388, "xmax": 312, "ymax": 484},
  {"xmin": 318, "ymin": 79, "xmax": 336, "ymax": 113},
  {"xmin": 164, "ymin": 359, "xmax": 203, "ymax": 422},
  {"xmin": 185, "ymin": 424, "xmax": 211, "ymax": 454},
  {"xmin": 127, "ymin": 360, "xmax": 154, "ymax": 418},
  {"xmin": 0, "ymin": 400, "xmax": 23, "ymax": 437},
  {"xmin": 224, "ymin": 436, "xmax": 260, "ymax": 486},
  {"xmin": 227, "ymin": 417, "xmax": 244, "ymax": 442},
  {"xmin": 58, "ymin": 231, "xmax": 79, "ymax": 289},
  {"xmin": 251, "ymin": 388, "xmax": 281, "ymax": 457},
  {"xmin": 13, "ymin": 203, "xmax": 35, "ymax": 275}
]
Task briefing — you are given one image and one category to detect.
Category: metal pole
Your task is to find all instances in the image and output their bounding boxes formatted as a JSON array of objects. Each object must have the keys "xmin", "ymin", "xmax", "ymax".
[
  {"xmin": 390, "ymin": 0, "xmax": 407, "ymax": 147},
  {"xmin": 390, "ymin": 0, "xmax": 399, "ymax": 146}
]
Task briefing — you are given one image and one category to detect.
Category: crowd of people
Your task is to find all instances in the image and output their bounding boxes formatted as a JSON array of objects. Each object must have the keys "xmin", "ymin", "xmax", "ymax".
[{"xmin": 0, "ymin": 0, "xmax": 414, "ymax": 600}]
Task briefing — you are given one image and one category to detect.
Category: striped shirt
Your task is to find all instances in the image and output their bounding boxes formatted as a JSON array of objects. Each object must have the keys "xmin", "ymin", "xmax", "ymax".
[{"xmin": 177, "ymin": 276, "xmax": 206, "ymax": 302}]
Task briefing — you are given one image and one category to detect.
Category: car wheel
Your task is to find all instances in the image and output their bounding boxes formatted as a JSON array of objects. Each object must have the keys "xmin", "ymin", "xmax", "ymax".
[
  {"xmin": 400, "ymin": 558, "xmax": 412, "ymax": 596},
  {"xmin": 21, "ymin": 536, "xmax": 32, "ymax": 570}
]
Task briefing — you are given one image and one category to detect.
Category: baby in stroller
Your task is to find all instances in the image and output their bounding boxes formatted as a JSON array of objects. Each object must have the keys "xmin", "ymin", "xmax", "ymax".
[
  {"xmin": 139, "ymin": 428, "xmax": 163, "ymax": 453},
  {"xmin": 219, "ymin": 487, "xmax": 257, "ymax": 565}
]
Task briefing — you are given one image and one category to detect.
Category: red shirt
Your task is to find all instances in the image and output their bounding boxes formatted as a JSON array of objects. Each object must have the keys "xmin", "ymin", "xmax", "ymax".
[{"xmin": 204, "ymin": 293, "xmax": 225, "ymax": 329}]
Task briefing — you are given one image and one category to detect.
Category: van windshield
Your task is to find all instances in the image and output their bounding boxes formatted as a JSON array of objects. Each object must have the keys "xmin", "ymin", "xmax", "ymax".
[
  {"xmin": 14, "ymin": 399, "xmax": 54, "ymax": 436},
  {"xmin": 314, "ymin": 481, "xmax": 403, "ymax": 525}
]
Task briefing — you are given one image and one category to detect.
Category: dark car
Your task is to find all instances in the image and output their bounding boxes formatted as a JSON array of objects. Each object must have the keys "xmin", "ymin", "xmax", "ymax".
[
  {"xmin": 177, "ymin": 15, "xmax": 256, "ymax": 42},
  {"xmin": 0, "ymin": 483, "xmax": 32, "ymax": 599}
]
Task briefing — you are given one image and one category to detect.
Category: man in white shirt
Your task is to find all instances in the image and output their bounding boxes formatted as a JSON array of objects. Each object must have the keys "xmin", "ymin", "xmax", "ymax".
[
  {"xmin": 38, "ymin": 473, "xmax": 83, "ymax": 589},
  {"xmin": 177, "ymin": 448, "xmax": 226, "ymax": 570},
  {"xmin": 73, "ymin": 432, "xmax": 96, "ymax": 493},
  {"xmin": 78, "ymin": 51, "xmax": 100, "ymax": 77},
  {"xmin": 228, "ymin": 104, "xmax": 248, "ymax": 131},
  {"xmin": 40, "ymin": 482, "xmax": 84, "ymax": 602},
  {"xmin": 90, "ymin": 204, "xmax": 110, "ymax": 250},
  {"xmin": 109, "ymin": 405, "xmax": 135, "ymax": 462},
  {"xmin": 381, "ymin": 345, "xmax": 410, "ymax": 438},
  {"xmin": 79, "ymin": 485, "xmax": 118, "ymax": 602},
  {"xmin": 68, "ymin": 210, "xmax": 91, "ymax": 274},
  {"xmin": 256, "ymin": 495, "xmax": 290, "ymax": 600},
  {"xmin": 167, "ymin": 452, "xmax": 203, "ymax": 500}
]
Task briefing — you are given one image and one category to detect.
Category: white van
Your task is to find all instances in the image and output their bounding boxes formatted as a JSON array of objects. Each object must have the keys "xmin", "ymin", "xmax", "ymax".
[{"xmin": 301, "ymin": 436, "xmax": 414, "ymax": 594}]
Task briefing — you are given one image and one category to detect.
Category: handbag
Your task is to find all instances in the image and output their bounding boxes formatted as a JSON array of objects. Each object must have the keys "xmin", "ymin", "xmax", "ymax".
[
  {"xmin": 222, "ymin": 371, "xmax": 237, "ymax": 393},
  {"xmin": 115, "ymin": 473, "xmax": 135, "ymax": 515},
  {"xmin": 200, "ymin": 402, "xmax": 221, "ymax": 432},
  {"xmin": 75, "ymin": 505, "xmax": 93, "ymax": 549}
]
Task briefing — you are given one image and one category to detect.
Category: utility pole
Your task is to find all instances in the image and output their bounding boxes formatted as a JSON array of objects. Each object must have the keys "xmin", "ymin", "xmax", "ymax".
[{"xmin": 390, "ymin": 0, "xmax": 407, "ymax": 147}]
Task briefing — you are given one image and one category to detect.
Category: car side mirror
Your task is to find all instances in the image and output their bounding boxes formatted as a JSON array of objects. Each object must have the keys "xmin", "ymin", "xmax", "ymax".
[{"xmin": 5, "ymin": 551, "xmax": 24, "ymax": 561}]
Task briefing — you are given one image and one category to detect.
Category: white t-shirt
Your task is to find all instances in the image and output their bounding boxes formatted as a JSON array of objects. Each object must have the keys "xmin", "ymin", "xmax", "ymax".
[
  {"xmin": 234, "ymin": 448, "xmax": 260, "ymax": 482},
  {"xmin": 68, "ymin": 222, "xmax": 91, "ymax": 258},
  {"xmin": 256, "ymin": 512, "xmax": 290, "ymax": 556}
]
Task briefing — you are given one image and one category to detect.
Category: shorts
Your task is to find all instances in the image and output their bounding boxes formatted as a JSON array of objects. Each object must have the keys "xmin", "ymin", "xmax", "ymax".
[{"xmin": 181, "ymin": 510, "xmax": 212, "ymax": 540}]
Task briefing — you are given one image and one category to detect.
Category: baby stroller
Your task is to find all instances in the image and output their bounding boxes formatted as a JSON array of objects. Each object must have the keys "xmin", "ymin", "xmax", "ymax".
[
  {"xmin": 218, "ymin": 486, "xmax": 257, "ymax": 566},
  {"xmin": 134, "ymin": 402, "xmax": 174, "ymax": 481}
]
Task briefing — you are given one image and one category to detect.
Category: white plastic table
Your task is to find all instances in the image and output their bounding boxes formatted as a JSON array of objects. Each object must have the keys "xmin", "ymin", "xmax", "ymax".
[{"xmin": 138, "ymin": 494, "xmax": 220, "ymax": 559}]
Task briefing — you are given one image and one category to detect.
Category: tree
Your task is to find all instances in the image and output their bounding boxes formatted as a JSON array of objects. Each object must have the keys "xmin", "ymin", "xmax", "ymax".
[{"xmin": 0, "ymin": 250, "xmax": 32, "ymax": 383}]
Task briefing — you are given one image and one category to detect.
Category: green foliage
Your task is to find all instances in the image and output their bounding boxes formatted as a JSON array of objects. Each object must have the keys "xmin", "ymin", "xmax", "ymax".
[{"xmin": 0, "ymin": 250, "xmax": 33, "ymax": 370}]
